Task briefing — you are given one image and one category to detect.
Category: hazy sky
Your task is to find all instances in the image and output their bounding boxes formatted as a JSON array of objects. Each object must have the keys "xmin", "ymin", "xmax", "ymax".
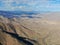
[{"xmin": 0, "ymin": 0, "xmax": 60, "ymax": 12}]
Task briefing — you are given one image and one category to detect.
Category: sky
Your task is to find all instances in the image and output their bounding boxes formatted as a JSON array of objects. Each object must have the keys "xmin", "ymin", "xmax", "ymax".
[{"xmin": 0, "ymin": 0, "xmax": 60, "ymax": 12}]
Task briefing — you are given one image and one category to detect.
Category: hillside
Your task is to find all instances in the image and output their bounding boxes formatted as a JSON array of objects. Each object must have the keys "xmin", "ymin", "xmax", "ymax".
[
  {"xmin": 0, "ymin": 16, "xmax": 42, "ymax": 45},
  {"xmin": 20, "ymin": 12, "xmax": 60, "ymax": 45},
  {"xmin": 0, "ymin": 12, "xmax": 60, "ymax": 45}
]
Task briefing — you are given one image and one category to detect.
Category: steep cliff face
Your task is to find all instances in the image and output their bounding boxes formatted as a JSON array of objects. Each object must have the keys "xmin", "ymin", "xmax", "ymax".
[{"xmin": 0, "ymin": 16, "xmax": 42, "ymax": 45}]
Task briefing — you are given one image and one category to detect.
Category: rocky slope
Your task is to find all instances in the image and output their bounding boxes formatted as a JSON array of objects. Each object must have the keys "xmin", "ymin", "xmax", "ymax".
[
  {"xmin": 19, "ymin": 12, "xmax": 60, "ymax": 45},
  {"xmin": 1, "ymin": 12, "xmax": 60, "ymax": 45},
  {"xmin": 0, "ymin": 16, "xmax": 42, "ymax": 45}
]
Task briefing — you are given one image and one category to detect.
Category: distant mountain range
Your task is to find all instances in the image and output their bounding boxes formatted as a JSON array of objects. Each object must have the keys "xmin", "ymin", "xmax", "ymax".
[
  {"xmin": 0, "ymin": 11, "xmax": 39, "ymax": 15},
  {"xmin": 0, "ymin": 11, "xmax": 40, "ymax": 18}
]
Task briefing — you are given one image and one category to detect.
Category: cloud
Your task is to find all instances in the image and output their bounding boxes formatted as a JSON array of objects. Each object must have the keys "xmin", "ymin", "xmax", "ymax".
[
  {"xmin": 0, "ymin": 0, "xmax": 60, "ymax": 11},
  {"xmin": 0, "ymin": 0, "xmax": 40, "ymax": 11}
]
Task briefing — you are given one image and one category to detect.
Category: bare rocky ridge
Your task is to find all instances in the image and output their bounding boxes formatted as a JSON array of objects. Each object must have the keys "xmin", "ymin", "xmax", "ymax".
[
  {"xmin": 0, "ymin": 12, "xmax": 60, "ymax": 45},
  {"xmin": 0, "ymin": 16, "xmax": 42, "ymax": 45}
]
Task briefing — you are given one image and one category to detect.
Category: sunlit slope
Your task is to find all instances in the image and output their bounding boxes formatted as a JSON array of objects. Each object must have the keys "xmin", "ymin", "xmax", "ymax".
[
  {"xmin": 0, "ymin": 16, "xmax": 42, "ymax": 45},
  {"xmin": 19, "ymin": 12, "xmax": 60, "ymax": 45},
  {"xmin": 0, "ymin": 12, "xmax": 60, "ymax": 45}
]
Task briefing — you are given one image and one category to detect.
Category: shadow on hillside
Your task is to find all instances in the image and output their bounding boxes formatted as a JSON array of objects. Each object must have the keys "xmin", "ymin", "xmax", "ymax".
[
  {"xmin": 2, "ymin": 30, "xmax": 37, "ymax": 45},
  {"xmin": 0, "ymin": 43, "xmax": 2, "ymax": 45}
]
